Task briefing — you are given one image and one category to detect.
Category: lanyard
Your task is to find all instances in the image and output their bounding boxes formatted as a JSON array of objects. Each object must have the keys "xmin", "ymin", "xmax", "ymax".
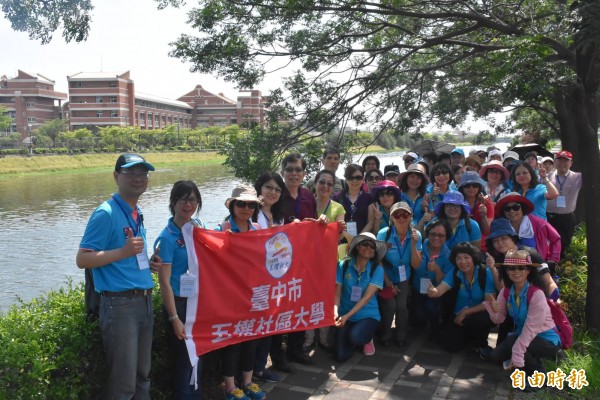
[
  {"xmin": 112, "ymin": 196, "xmax": 141, "ymax": 236},
  {"xmin": 345, "ymin": 191, "xmax": 362, "ymax": 221},
  {"xmin": 392, "ymin": 227, "xmax": 409, "ymax": 264},
  {"xmin": 509, "ymin": 282, "xmax": 529, "ymax": 332},
  {"xmin": 318, "ymin": 199, "xmax": 331, "ymax": 216},
  {"xmin": 555, "ymin": 172, "xmax": 570, "ymax": 194}
]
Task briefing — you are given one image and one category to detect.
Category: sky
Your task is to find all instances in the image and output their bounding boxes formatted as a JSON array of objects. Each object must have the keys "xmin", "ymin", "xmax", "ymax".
[{"xmin": 0, "ymin": 0, "xmax": 274, "ymax": 101}]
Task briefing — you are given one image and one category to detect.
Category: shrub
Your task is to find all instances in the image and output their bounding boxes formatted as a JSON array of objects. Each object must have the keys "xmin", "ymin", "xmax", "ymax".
[{"xmin": 558, "ymin": 225, "xmax": 587, "ymax": 330}]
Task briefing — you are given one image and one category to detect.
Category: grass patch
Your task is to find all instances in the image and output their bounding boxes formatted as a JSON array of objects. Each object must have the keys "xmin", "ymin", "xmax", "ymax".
[{"xmin": 0, "ymin": 152, "xmax": 225, "ymax": 176}]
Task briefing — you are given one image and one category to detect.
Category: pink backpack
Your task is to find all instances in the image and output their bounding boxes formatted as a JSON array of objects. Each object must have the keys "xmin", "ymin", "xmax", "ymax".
[{"xmin": 503, "ymin": 286, "xmax": 573, "ymax": 349}]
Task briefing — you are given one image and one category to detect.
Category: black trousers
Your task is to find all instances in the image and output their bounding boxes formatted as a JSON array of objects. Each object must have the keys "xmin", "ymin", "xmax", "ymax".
[
  {"xmin": 438, "ymin": 310, "xmax": 494, "ymax": 352},
  {"xmin": 547, "ymin": 212, "xmax": 575, "ymax": 258},
  {"xmin": 491, "ymin": 333, "xmax": 560, "ymax": 375}
]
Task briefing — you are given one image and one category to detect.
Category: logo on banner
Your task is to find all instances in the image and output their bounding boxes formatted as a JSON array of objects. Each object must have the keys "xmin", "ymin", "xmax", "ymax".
[{"xmin": 264, "ymin": 232, "xmax": 293, "ymax": 278}]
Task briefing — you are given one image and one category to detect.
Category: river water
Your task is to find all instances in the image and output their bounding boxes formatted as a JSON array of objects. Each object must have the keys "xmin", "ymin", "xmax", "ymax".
[{"xmin": 0, "ymin": 145, "xmax": 508, "ymax": 311}]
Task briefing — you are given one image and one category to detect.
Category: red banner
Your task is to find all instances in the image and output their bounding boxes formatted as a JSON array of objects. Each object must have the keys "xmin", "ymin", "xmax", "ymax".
[{"xmin": 182, "ymin": 221, "xmax": 338, "ymax": 356}]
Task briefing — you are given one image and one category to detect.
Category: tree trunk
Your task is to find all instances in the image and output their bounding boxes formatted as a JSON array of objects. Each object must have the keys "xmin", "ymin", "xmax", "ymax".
[{"xmin": 560, "ymin": 83, "xmax": 600, "ymax": 334}]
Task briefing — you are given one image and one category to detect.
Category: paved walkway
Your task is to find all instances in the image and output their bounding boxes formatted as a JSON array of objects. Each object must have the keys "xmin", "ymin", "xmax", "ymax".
[{"xmin": 257, "ymin": 331, "xmax": 543, "ymax": 400}]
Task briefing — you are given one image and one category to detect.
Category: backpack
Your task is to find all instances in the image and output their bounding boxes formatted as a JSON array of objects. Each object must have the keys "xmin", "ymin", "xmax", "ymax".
[{"xmin": 502, "ymin": 286, "xmax": 573, "ymax": 349}]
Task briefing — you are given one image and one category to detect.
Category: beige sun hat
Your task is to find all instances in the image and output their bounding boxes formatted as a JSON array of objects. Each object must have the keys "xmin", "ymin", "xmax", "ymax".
[
  {"xmin": 224, "ymin": 184, "xmax": 263, "ymax": 208},
  {"xmin": 496, "ymin": 249, "xmax": 541, "ymax": 268},
  {"xmin": 348, "ymin": 232, "xmax": 388, "ymax": 264}
]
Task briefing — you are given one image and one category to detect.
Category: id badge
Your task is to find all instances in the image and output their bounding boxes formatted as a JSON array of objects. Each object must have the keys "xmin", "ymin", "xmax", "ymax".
[
  {"xmin": 351, "ymin": 285, "xmax": 362, "ymax": 301},
  {"xmin": 179, "ymin": 273, "xmax": 197, "ymax": 297},
  {"xmin": 398, "ymin": 265, "xmax": 407, "ymax": 282},
  {"xmin": 420, "ymin": 278, "xmax": 430, "ymax": 294},
  {"xmin": 556, "ymin": 195, "xmax": 566, "ymax": 208},
  {"xmin": 137, "ymin": 246, "xmax": 150, "ymax": 270},
  {"xmin": 346, "ymin": 221, "xmax": 358, "ymax": 236}
]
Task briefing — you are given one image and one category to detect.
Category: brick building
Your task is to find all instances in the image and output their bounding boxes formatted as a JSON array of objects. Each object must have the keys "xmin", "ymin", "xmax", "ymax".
[
  {"xmin": 0, "ymin": 70, "xmax": 67, "ymax": 140},
  {"xmin": 178, "ymin": 85, "xmax": 266, "ymax": 127},
  {"xmin": 66, "ymin": 71, "xmax": 192, "ymax": 131}
]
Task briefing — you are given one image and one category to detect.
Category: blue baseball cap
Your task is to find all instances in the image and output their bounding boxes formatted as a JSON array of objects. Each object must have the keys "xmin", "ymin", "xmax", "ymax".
[
  {"xmin": 115, "ymin": 153, "xmax": 155, "ymax": 171},
  {"xmin": 451, "ymin": 148, "xmax": 465, "ymax": 157}
]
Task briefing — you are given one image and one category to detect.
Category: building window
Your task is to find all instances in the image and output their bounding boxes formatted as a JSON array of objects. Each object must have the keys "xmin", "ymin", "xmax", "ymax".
[
  {"xmin": 111, "ymin": 111, "xmax": 118, "ymax": 118},
  {"xmin": 27, "ymin": 117, "xmax": 36, "ymax": 122},
  {"xmin": 109, "ymin": 82, "xmax": 117, "ymax": 87},
  {"xmin": 76, "ymin": 82, "xmax": 86, "ymax": 87},
  {"xmin": 96, "ymin": 112, "xmax": 103, "ymax": 118},
  {"xmin": 26, "ymin": 102, "xmax": 35, "ymax": 107},
  {"xmin": 96, "ymin": 96, "xmax": 103, "ymax": 103},
  {"xmin": 110, "ymin": 96, "xmax": 117, "ymax": 103}
]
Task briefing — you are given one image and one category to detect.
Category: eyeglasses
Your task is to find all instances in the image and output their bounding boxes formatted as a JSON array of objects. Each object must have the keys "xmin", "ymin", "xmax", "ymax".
[
  {"xmin": 119, "ymin": 171, "xmax": 149, "ymax": 179},
  {"xmin": 346, "ymin": 175, "xmax": 364, "ymax": 181},
  {"xmin": 506, "ymin": 265, "xmax": 528, "ymax": 272},
  {"xmin": 502, "ymin": 204, "xmax": 522, "ymax": 213},
  {"xmin": 392, "ymin": 212, "xmax": 411, "ymax": 220},
  {"xmin": 235, "ymin": 201, "xmax": 258, "ymax": 209},
  {"xmin": 462, "ymin": 183, "xmax": 480, "ymax": 189},
  {"xmin": 317, "ymin": 180, "xmax": 334, "ymax": 188},
  {"xmin": 178, "ymin": 197, "xmax": 199, "ymax": 205},
  {"xmin": 262, "ymin": 184, "xmax": 282, "ymax": 194},
  {"xmin": 428, "ymin": 232, "xmax": 446, "ymax": 239},
  {"xmin": 284, "ymin": 167, "xmax": 304, "ymax": 173},
  {"xmin": 404, "ymin": 158, "xmax": 415, "ymax": 164},
  {"xmin": 367, "ymin": 175, "xmax": 383, "ymax": 182},
  {"xmin": 434, "ymin": 170, "xmax": 450, "ymax": 176},
  {"xmin": 359, "ymin": 241, "xmax": 377, "ymax": 250},
  {"xmin": 378, "ymin": 189, "xmax": 395, "ymax": 197}
]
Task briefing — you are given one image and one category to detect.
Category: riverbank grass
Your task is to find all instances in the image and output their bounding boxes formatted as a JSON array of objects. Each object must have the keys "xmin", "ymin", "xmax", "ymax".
[{"xmin": 0, "ymin": 152, "xmax": 225, "ymax": 176}]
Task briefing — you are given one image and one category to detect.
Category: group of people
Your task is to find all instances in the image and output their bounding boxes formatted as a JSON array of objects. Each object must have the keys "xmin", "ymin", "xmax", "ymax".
[{"xmin": 77, "ymin": 145, "xmax": 581, "ymax": 399}]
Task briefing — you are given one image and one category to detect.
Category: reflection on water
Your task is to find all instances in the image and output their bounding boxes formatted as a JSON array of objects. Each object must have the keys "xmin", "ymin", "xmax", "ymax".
[{"xmin": 0, "ymin": 164, "xmax": 242, "ymax": 310}]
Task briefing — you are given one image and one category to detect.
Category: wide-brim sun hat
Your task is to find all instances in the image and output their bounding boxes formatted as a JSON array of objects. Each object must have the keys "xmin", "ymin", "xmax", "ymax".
[
  {"xmin": 486, "ymin": 218, "xmax": 519, "ymax": 248},
  {"xmin": 495, "ymin": 249, "xmax": 541, "ymax": 268},
  {"xmin": 434, "ymin": 191, "xmax": 471, "ymax": 215},
  {"xmin": 225, "ymin": 184, "xmax": 263, "ymax": 208},
  {"xmin": 458, "ymin": 171, "xmax": 485, "ymax": 189},
  {"xmin": 399, "ymin": 163, "xmax": 430, "ymax": 185},
  {"xmin": 371, "ymin": 180, "xmax": 402, "ymax": 200},
  {"xmin": 479, "ymin": 160, "xmax": 509, "ymax": 180},
  {"xmin": 348, "ymin": 232, "xmax": 388, "ymax": 264},
  {"xmin": 465, "ymin": 155, "xmax": 483, "ymax": 168},
  {"xmin": 493, "ymin": 192, "xmax": 534, "ymax": 218}
]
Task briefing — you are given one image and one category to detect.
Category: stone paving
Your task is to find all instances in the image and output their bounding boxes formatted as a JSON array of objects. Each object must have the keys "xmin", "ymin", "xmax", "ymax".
[{"xmin": 257, "ymin": 332, "xmax": 523, "ymax": 400}]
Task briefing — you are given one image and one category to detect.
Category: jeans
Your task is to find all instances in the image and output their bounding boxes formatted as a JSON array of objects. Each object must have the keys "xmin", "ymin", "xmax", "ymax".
[
  {"xmin": 378, "ymin": 280, "xmax": 409, "ymax": 341},
  {"xmin": 168, "ymin": 297, "xmax": 202, "ymax": 400},
  {"xmin": 335, "ymin": 318, "xmax": 379, "ymax": 362},
  {"xmin": 492, "ymin": 333, "xmax": 560, "ymax": 375},
  {"xmin": 99, "ymin": 294, "xmax": 153, "ymax": 400}
]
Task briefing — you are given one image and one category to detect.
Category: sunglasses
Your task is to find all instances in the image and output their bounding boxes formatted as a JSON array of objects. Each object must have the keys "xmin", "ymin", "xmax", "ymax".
[
  {"xmin": 235, "ymin": 201, "xmax": 258, "ymax": 209},
  {"xmin": 434, "ymin": 170, "xmax": 450, "ymax": 176},
  {"xmin": 284, "ymin": 167, "xmax": 304, "ymax": 173},
  {"xmin": 506, "ymin": 265, "xmax": 528, "ymax": 272},
  {"xmin": 392, "ymin": 212, "xmax": 411, "ymax": 220},
  {"xmin": 346, "ymin": 175, "xmax": 364, "ymax": 181},
  {"xmin": 378, "ymin": 189, "xmax": 395, "ymax": 197},
  {"xmin": 317, "ymin": 180, "xmax": 334, "ymax": 188},
  {"xmin": 462, "ymin": 183, "xmax": 480, "ymax": 189},
  {"xmin": 359, "ymin": 241, "xmax": 377, "ymax": 250},
  {"xmin": 428, "ymin": 232, "xmax": 446, "ymax": 239},
  {"xmin": 367, "ymin": 175, "xmax": 383, "ymax": 182},
  {"xmin": 502, "ymin": 204, "xmax": 522, "ymax": 213}
]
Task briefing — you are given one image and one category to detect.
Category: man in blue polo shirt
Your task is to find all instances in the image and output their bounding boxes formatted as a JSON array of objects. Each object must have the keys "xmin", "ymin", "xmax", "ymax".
[{"xmin": 77, "ymin": 153, "xmax": 155, "ymax": 400}]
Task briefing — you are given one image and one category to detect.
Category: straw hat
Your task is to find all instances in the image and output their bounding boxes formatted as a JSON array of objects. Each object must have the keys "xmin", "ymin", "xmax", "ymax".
[
  {"xmin": 495, "ymin": 249, "xmax": 541, "ymax": 268},
  {"xmin": 399, "ymin": 163, "xmax": 430, "ymax": 185},
  {"xmin": 224, "ymin": 184, "xmax": 263, "ymax": 208},
  {"xmin": 348, "ymin": 232, "xmax": 387, "ymax": 264}
]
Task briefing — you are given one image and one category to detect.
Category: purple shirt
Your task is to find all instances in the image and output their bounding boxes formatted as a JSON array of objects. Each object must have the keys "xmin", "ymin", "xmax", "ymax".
[
  {"xmin": 333, "ymin": 191, "xmax": 374, "ymax": 234},
  {"xmin": 281, "ymin": 187, "xmax": 317, "ymax": 223}
]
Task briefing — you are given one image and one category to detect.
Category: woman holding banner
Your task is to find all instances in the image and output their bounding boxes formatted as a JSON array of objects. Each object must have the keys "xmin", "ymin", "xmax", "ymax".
[
  {"xmin": 215, "ymin": 185, "xmax": 266, "ymax": 400},
  {"xmin": 334, "ymin": 232, "xmax": 386, "ymax": 362},
  {"xmin": 155, "ymin": 180, "xmax": 205, "ymax": 399}
]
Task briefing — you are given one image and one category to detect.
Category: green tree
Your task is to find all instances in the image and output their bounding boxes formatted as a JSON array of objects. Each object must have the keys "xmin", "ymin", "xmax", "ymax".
[
  {"xmin": 0, "ymin": 106, "xmax": 11, "ymax": 132},
  {"xmin": 35, "ymin": 119, "xmax": 69, "ymax": 148}
]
